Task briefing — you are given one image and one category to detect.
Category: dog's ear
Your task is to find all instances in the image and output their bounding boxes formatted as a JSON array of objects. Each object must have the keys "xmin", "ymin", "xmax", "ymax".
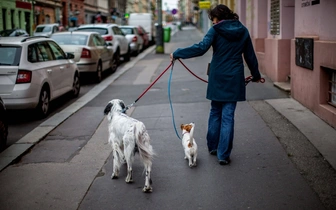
[
  {"xmin": 180, "ymin": 124, "xmax": 184, "ymax": 130},
  {"xmin": 119, "ymin": 101, "xmax": 125, "ymax": 110},
  {"xmin": 103, "ymin": 102, "xmax": 113, "ymax": 115}
]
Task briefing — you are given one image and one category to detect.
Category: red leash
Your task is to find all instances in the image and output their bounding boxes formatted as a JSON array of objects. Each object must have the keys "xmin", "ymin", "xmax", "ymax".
[
  {"xmin": 178, "ymin": 59, "xmax": 265, "ymax": 86},
  {"xmin": 123, "ymin": 60, "xmax": 265, "ymax": 113}
]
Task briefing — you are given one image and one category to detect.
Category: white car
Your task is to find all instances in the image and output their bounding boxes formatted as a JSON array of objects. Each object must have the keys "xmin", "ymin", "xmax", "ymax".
[
  {"xmin": 33, "ymin": 23, "xmax": 60, "ymax": 37},
  {"xmin": 51, "ymin": 31, "xmax": 114, "ymax": 82},
  {"xmin": 76, "ymin": 24, "xmax": 130, "ymax": 66},
  {"xmin": 120, "ymin": 25, "xmax": 144, "ymax": 56},
  {"xmin": 0, "ymin": 36, "xmax": 80, "ymax": 118}
]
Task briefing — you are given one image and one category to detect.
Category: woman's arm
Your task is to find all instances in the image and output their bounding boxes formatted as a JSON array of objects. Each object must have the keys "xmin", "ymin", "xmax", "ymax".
[{"xmin": 172, "ymin": 28, "xmax": 216, "ymax": 59}]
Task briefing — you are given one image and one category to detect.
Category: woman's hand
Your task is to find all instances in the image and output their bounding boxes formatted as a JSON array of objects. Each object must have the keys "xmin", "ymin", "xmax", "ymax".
[{"xmin": 170, "ymin": 53, "xmax": 174, "ymax": 62}]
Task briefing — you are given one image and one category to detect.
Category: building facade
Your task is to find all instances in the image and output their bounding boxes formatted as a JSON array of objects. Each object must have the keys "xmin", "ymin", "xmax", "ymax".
[
  {"xmin": 0, "ymin": 0, "xmax": 34, "ymax": 35},
  {"xmin": 235, "ymin": 0, "xmax": 336, "ymax": 128}
]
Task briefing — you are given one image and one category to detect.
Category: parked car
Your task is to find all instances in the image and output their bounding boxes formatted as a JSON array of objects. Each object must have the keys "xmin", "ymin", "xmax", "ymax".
[
  {"xmin": 0, "ymin": 97, "xmax": 8, "ymax": 152},
  {"xmin": 137, "ymin": 25, "xmax": 150, "ymax": 49},
  {"xmin": 0, "ymin": 29, "xmax": 29, "ymax": 37},
  {"xmin": 0, "ymin": 36, "xmax": 81, "ymax": 118},
  {"xmin": 33, "ymin": 23, "xmax": 59, "ymax": 37},
  {"xmin": 51, "ymin": 31, "xmax": 114, "ymax": 82},
  {"xmin": 76, "ymin": 24, "xmax": 130, "ymax": 66},
  {"xmin": 128, "ymin": 13, "xmax": 156, "ymax": 45},
  {"xmin": 120, "ymin": 25, "xmax": 144, "ymax": 56}
]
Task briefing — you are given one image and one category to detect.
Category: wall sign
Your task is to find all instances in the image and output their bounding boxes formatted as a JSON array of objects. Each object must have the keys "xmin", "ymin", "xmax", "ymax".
[{"xmin": 295, "ymin": 38, "xmax": 314, "ymax": 70}]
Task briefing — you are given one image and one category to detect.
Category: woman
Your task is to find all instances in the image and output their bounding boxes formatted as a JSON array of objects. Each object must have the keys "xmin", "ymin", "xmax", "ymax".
[{"xmin": 170, "ymin": 4, "xmax": 261, "ymax": 165}]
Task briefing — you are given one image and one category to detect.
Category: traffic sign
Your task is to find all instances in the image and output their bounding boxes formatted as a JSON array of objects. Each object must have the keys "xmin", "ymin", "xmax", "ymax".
[
  {"xmin": 171, "ymin": 9, "xmax": 178, "ymax": 15},
  {"xmin": 199, "ymin": 1, "xmax": 211, "ymax": 9}
]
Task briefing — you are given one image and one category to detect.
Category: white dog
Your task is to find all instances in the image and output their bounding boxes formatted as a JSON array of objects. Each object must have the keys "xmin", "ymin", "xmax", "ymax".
[
  {"xmin": 180, "ymin": 122, "xmax": 197, "ymax": 167},
  {"xmin": 103, "ymin": 99, "xmax": 154, "ymax": 193}
]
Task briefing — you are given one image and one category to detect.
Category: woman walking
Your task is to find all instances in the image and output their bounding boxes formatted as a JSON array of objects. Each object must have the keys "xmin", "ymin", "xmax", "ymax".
[{"xmin": 170, "ymin": 4, "xmax": 262, "ymax": 165}]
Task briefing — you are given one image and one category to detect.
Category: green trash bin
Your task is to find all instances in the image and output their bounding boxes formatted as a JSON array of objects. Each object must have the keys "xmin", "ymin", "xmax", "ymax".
[{"xmin": 164, "ymin": 27, "xmax": 171, "ymax": 43}]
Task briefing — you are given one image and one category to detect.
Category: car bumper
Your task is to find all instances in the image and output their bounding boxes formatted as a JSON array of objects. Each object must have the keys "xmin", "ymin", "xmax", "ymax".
[
  {"xmin": 0, "ymin": 84, "xmax": 40, "ymax": 109},
  {"xmin": 77, "ymin": 61, "xmax": 97, "ymax": 73},
  {"xmin": 129, "ymin": 43, "xmax": 138, "ymax": 52}
]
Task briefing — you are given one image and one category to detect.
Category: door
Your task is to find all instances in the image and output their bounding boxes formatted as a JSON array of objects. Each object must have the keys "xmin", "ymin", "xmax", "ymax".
[
  {"xmin": 112, "ymin": 26, "xmax": 128, "ymax": 55},
  {"xmin": 92, "ymin": 34, "xmax": 111, "ymax": 71},
  {"xmin": 47, "ymin": 41, "xmax": 73, "ymax": 94}
]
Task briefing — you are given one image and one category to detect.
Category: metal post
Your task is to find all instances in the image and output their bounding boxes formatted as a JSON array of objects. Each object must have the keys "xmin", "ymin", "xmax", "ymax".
[{"xmin": 156, "ymin": 0, "xmax": 164, "ymax": 54}]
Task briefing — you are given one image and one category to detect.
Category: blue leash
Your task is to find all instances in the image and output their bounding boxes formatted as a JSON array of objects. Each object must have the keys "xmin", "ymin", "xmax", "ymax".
[{"xmin": 168, "ymin": 60, "xmax": 182, "ymax": 140}]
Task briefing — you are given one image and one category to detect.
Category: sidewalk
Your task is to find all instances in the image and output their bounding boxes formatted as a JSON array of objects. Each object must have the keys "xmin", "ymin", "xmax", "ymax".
[{"xmin": 0, "ymin": 26, "xmax": 335, "ymax": 210}]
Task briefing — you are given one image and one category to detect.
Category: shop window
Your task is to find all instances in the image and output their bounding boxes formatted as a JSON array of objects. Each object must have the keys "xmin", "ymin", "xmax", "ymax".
[{"xmin": 270, "ymin": 0, "xmax": 280, "ymax": 35}]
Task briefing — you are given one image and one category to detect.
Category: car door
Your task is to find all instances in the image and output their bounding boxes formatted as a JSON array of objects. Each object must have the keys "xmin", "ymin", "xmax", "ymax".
[
  {"xmin": 35, "ymin": 42, "xmax": 63, "ymax": 98},
  {"xmin": 112, "ymin": 26, "xmax": 128, "ymax": 55},
  {"xmin": 47, "ymin": 41, "xmax": 74, "ymax": 95},
  {"xmin": 92, "ymin": 34, "xmax": 110, "ymax": 71}
]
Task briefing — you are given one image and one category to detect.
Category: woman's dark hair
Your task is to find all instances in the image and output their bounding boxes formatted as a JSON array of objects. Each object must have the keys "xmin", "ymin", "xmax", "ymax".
[{"xmin": 208, "ymin": 4, "xmax": 239, "ymax": 21}]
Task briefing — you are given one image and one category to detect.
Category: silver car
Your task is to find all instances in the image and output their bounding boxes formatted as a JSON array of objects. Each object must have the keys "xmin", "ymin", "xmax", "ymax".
[
  {"xmin": 0, "ymin": 36, "xmax": 80, "ymax": 118},
  {"xmin": 51, "ymin": 31, "xmax": 114, "ymax": 82},
  {"xmin": 33, "ymin": 23, "xmax": 59, "ymax": 37},
  {"xmin": 120, "ymin": 25, "xmax": 144, "ymax": 56}
]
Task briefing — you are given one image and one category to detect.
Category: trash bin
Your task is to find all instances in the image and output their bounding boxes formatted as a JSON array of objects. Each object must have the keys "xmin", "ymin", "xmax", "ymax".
[{"xmin": 164, "ymin": 27, "xmax": 171, "ymax": 43}]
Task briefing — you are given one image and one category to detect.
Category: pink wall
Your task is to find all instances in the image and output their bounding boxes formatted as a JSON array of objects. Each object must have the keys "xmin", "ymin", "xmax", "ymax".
[{"xmin": 291, "ymin": 39, "xmax": 336, "ymax": 127}]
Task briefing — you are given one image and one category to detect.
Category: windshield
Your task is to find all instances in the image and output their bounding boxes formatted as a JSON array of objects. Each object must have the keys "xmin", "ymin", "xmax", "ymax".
[
  {"xmin": 0, "ymin": 46, "xmax": 21, "ymax": 66},
  {"xmin": 51, "ymin": 34, "xmax": 88, "ymax": 45},
  {"xmin": 36, "ymin": 26, "xmax": 51, "ymax": 33}
]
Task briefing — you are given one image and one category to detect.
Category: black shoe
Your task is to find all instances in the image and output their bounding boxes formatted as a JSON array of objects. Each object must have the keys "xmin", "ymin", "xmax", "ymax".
[
  {"xmin": 209, "ymin": 150, "xmax": 217, "ymax": 155},
  {"xmin": 219, "ymin": 158, "xmax": 231, "ymax": 165}
]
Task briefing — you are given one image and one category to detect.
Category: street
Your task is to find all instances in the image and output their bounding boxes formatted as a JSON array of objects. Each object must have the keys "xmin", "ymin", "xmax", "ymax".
[{"xmin": 0, "ymin": 26, "xmax": 336, "ymax": 210}]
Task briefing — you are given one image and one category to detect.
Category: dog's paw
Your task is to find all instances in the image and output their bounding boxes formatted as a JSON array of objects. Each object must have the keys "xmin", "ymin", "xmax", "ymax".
[
  {"xmin": 125, "ymin": 177, "xmax": 133, "ymax": 183},
  {"xmin": 142, "ymin": 186, "xmax": 153, "ymax": 193},
  {"xmin": 111, "ymin": 173, "xmax": 118, "ymax": 179}
]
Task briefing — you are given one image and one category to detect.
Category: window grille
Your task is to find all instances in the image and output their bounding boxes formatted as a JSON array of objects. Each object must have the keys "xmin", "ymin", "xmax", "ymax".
[
  {"xmin": 330, "ymin": 70, "xmax": 336, "ymax": 107},
  {"xmin": 270, "ymin": 0, "xmax": 280, "ymax": 35}
]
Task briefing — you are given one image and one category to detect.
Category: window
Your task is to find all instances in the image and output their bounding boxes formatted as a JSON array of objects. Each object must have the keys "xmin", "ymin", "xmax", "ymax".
[
  {"xmin": 0, "ymin": 46, "xmax": 20, "ymax": 65},
  {"xmin": 28, "ymin": 45, "xmax": 38, "ymax": 63},
  {"xmin": 92, "ymin": 34, "xmax": 105, "ymax": 46},
  {"xmin": 328, "ymin": 69, "xmax": 336, "ymax": 107},
  {"xmin": 36, "ymin": 42, "xmax": 54, "ymax": 61},
  {"xmin": 270, "ymin": 0, "xmax": 280, "ymax": 35},
  {"xmin": 48, "ymin": 41, "xmax": 66, "ymax": 60}
]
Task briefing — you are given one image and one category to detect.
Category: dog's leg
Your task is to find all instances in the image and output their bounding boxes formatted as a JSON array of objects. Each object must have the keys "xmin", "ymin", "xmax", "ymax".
[
  {"xmin": 143, "ymin": 163, "xmax": 152, "ymax": 193},
  {"xmin": 193, "ymin": 154, "xmax": 197, "ymax": 167},
  {"xmin": 124, "ymin": 140, "xmax": 134, "ymax": 183},
  {"xmin": 111, "ymin": 143, "xmax": 122, "ymax": 179}
]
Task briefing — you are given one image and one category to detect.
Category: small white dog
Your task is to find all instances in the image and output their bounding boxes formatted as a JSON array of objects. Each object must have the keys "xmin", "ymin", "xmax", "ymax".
[
  {"xmin": 180, "ymin": 122, "xmax": 198, "ymax": 167},
  {"xmin": 103, "ymin": 99, "xmax": 154, "ymax": 193}
]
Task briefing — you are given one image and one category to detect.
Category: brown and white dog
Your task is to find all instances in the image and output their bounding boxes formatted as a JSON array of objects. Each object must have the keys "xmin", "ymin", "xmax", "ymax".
[
  {"xmin": 180, "ymin": 122, "xmax": 197, "ymax": 167},
  {"xmin": 103, "ymin": 99, "xmax": 154, "ymax": 193}
]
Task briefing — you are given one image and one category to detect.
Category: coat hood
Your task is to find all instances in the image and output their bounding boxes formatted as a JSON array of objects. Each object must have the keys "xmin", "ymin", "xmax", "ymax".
[{"xmin": 213, "ymin": 20, "xmax": 245, "ymax": 41}]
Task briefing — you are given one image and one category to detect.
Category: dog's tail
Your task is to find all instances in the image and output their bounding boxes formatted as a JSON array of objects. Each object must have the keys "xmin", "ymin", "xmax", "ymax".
[
  {"xmin": 134, "ymin": 122, "xmax": 155, "ymax": 165},
  {"xmin": 188, "ymin": 124, "xmax": 195, "ymax": 147}
]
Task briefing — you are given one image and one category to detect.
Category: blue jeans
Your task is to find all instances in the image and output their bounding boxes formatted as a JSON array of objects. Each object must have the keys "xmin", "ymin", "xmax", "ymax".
[{"xmin": 207, "ymin": 101, "xmax": 237, "ymax": 161}]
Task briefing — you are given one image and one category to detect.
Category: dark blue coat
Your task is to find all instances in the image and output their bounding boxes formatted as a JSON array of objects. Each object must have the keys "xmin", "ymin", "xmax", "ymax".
[{"xmin": 173, "ymin": 20, "xmax": 261, "ymax": 102}]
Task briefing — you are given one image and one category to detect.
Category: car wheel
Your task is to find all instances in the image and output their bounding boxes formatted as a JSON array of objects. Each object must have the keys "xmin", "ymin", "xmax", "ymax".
[
  {"xmin": 96, "ymin": 62, "xmax": 103, "ymax": 83},
  {"xmin": 124, "ymin": 46, "xmax": 131, "ymax": 62},
  {"xmin": 111, "ymin": 52, "xmax": 119, "ymax": 73},
  {"xmin": 134, "ymin": 45, "xmax": 140, "ymax": 56},
  {"xmin": 36, "ymin": 86, "xmax": 50, "ymax": 118},
  {"xmin": 72, "ymin": 73, "xmax": 80, "ymax": 97}
]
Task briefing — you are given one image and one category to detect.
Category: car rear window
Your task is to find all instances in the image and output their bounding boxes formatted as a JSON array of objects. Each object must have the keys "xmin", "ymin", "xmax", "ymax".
[
  {"xmin": 51, "ymin": 34, "xmax": 88, "ymax": 45},
  {"xmin": 35, "ymin": 26, "xmax": 51, "ymax": 32},
  {"xmin": 121, "ymin": 28, "xmax": 134, "ymax": 35},
  {"xmin": 76, "ymin": 27, "xmax": 108, "ymax": 35},
  {"xmin": 0, "ymin": 46, "xmax": 21, "ymax": 66}
]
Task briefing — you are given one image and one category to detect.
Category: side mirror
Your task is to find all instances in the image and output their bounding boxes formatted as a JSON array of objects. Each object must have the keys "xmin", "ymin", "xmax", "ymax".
[{"xmin": 67, "ymin": 52, "xmax": 75, "ymax": 59}]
